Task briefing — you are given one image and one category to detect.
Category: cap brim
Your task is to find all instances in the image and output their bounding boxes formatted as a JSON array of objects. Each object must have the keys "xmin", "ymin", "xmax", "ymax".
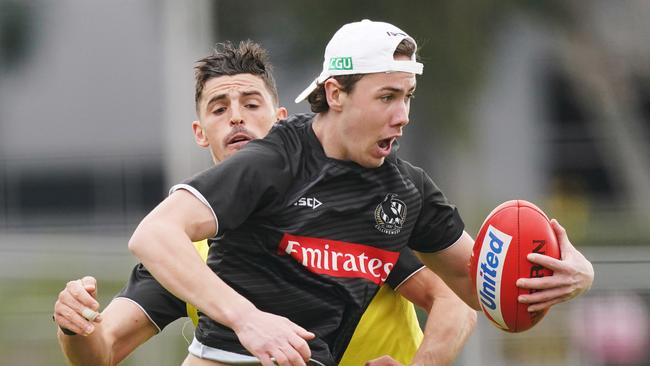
[{"xmin": 294, "ymin": 79, "xmax": 318, "ymax": 104}]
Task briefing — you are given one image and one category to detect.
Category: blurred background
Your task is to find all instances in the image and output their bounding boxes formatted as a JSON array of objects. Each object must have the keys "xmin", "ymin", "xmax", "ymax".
[{"xmin": 1, "ymin": 0, "xmax": 649, "ymax": 365}]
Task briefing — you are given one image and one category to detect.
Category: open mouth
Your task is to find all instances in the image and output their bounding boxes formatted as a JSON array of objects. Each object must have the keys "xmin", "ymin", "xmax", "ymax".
[
  {"xmin": 226, "ymin": 132, "xmax": 253, "ymax": 147},
  {"xmin": 377, "ymin": 137, "xmax": 394, "ymax": 152},
  {"xmin": 372, "ymin": 136, "xmax": 397, "ymax": 160}
]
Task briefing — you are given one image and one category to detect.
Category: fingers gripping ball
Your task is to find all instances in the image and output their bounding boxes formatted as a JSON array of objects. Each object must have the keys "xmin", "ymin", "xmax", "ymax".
[{"xmin": 469, "ymin": 200, "xmax": 561, "ymax": 332}]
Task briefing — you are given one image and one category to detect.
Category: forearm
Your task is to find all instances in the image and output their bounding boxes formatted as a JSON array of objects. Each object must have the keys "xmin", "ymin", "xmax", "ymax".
[
  {"xmin": 441, "ymin": 275, "xmax": 480, "ymax": 311},
  {"xmin": 58, "ymin": 326, "xmax": 112, "ymax": 366},
  {"xmin": 57, "ymin": 296, "xmax": 160, "ymax": 366},
  {"xmin": 416, "ymin": 232, "xmax": 482, "ymax": 310},
  {"xmin": 411, "ymin": 296, "xmax": 477, "ymax": 366},
  {"xmin": 128, "ymin": 220, "xmax": 256, "ymax": 329}
]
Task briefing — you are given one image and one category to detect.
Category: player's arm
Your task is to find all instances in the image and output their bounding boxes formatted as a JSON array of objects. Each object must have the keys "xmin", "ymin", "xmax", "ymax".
[
  {"xmin": 54, "ymin": 277, "xmax": 157, "ymax": 366},
  {"xmin": 128, "ymin": 189, "xmax": 314, "ymax": 366},
  {"xmin": 417, "ymin": 222, "xmax": 594, "ymax": 313},
  {"xmin": 415, "ymin": 231, "xmax": 481, "ymax": 310},
  {"xmin": 397, "ymin": 268, "xmax": 476, "ymax": 366},
  {"xmin": 406, "ymin": 168, "xmax": 480, "ymax": 311}
]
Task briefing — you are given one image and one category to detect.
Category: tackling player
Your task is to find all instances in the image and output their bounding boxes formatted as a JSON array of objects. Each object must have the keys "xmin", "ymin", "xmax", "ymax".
[{"xmin": 54, "ymin": 41, "xmax": 475, "ymax": 366}]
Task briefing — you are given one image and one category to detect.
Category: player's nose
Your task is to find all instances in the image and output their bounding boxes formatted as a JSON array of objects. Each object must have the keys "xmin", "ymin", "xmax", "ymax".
[
  {"xmin": 230, "ymin": 106, "xmax": 244, "ymax": 126},
  {"xmin": 391, "ymin": 100, "xmax": 409, "ymax": 127}
]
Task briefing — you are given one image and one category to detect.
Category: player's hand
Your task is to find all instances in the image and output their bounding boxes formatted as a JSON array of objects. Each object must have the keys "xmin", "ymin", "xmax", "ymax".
[
  {"xmin": 365, "ymin": 355, "xmax": 404, "ymax": 366},
  {"xmin": 231, "ymin": 308, "xmax": 315, "ymax": 366},
  {"xmin": 516, "ymin": 219, "xmax": 594, "ymax": 312},
  {"xmin": 53, "ymin": 276, "xmax": 103, "ymax": 336}
]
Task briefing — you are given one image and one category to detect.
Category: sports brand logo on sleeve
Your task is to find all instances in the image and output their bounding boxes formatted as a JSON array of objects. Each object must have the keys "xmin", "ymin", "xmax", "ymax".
[
  {"xmin": 294, "ymin": 196, "xmax": 322, "ymax": 210},
  {"xmin": 278, "ymin": 233, "xmax": 400, "ymax": 285},
  {"xmin": 329, "ymin": 57, "xmax": 353, "ymax": 70},
  {"xmin": 374, "ymin": 193, "xmax": 407, "ymax": 235}
]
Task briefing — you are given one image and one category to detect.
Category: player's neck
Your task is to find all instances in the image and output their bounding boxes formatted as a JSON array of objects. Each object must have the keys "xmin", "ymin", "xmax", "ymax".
[{"xmin": 312, "ymin": 113, "xmax": 348, "ymax": 161}]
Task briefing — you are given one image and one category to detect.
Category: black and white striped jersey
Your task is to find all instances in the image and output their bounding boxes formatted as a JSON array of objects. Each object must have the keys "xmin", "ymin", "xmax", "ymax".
[{"xmin": 172, "ymin": 113, "xmax": 464, "ymax": 366}]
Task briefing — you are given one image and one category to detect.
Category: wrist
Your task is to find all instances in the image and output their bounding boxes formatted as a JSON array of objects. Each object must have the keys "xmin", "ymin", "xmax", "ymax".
[{"xmin": 225, "ymin": 301, "xmax": 257, "ymax": 332}]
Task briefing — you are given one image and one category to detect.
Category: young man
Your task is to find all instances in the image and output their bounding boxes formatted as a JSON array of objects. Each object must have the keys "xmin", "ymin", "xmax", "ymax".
[
  {"xmin": 128, "ymin": 21, "xmax": 593, "ymax": 366},
  {"xmin": 54, "ymin": 41, "xmax": 475, "ymax": 366}
]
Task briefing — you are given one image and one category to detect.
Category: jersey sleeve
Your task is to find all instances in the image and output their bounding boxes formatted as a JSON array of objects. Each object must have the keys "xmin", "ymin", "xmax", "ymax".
[
  {"xmin": 170, "ymin": 138, "xmax": 291, "ymax": 238},
  {"xmin": 408, "ymin": 170, "xmax": 465, "ymax": 253},
  {"xmin": 384, "ymin": 247, "xmax": 425, "ymax": 289},
  {"xmin": 114, "ymin": 263, "xmax": 187, "ymax": 332}
]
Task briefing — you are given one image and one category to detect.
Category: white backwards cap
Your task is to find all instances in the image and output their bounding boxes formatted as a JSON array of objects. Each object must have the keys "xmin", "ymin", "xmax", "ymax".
[{"xmin": 294, "ymin": 19, "xmax": 423, "ymax": 103}]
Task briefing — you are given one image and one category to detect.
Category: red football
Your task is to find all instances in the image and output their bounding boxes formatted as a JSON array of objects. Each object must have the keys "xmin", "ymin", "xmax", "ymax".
[{"xmin": 469, "ymin": 200, "xmax": 561, "ymax": 332}]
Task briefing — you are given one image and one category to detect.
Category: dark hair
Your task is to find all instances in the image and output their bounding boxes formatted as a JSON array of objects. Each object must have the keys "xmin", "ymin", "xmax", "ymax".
[
  {"xmin": 307, "ymin": 38, "xmax": 417, "ymax": 113},
  {"xmin": 194, "ymin": 40, "xmax": 279, "ymax": 109}
]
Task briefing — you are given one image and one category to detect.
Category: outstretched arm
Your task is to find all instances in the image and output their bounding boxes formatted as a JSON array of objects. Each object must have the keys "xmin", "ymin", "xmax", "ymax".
[
  {"xmin": 128, "ymin": 189, "xmax": 314, "ymax": 366},
  {"xmin": 54, "ymin": 277, "xmax": 157, "ymax": 366},
  {"xmin": 417, "ymin": 222, "xmax": 594, "ymax": 313}
]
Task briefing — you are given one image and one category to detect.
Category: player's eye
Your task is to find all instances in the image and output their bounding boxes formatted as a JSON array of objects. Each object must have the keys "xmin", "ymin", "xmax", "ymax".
[
  {"xmin": 380, "ymin": 94, "xmax": 394, "ymax": 102},
  {"xmin": 213, "ymin": 107, "xmax": 226, "ymax": 115}
]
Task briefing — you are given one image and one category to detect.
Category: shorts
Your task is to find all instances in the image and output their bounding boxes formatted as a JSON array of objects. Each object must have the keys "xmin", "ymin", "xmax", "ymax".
[{"xmin": 188, "ymin": 338, "xmax": 325, "ymax": 366}]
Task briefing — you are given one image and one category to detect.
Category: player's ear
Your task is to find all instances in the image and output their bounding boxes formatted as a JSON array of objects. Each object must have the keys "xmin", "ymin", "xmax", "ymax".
[
  {"xmin": 192, "ymin": 120, "xmax": 209, "ymax": 147},
  {"xmin": 324, "ymin": 78, "xmax": 344, "ymax": 112},
  {"xmin": 275, "ymin": 107, "xmax": 288, "ymax": 121}
]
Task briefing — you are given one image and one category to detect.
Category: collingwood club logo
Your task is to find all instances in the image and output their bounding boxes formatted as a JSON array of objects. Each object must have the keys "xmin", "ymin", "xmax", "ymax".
[{"xmin": 374, "ymin": 193, "xmax": 407, "ymax": 235}]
